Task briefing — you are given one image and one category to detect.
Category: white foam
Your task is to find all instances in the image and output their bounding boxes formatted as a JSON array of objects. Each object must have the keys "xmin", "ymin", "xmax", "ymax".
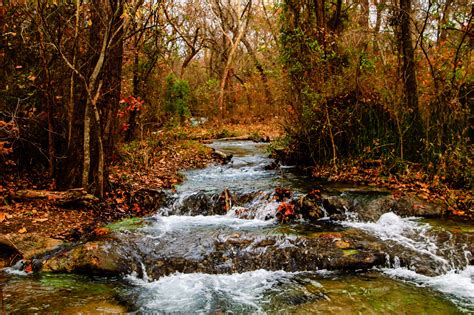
[
  {"xmin": 343, "ymin": 212, "xmax": 473, "ymax": 309},
  {"xmin": 342, "ymin": 212, "xmax": 447, "ymax": 265},
  {"xmin": 2, "ymin": 267, "xmax": 28, "ymax": 276},
  {"xmin": 144, "ymin": 214, "xmax": 273, "ymax": 236},
  {"xmin": 228, "ymin": 199, "xmax": 279, "ymax": 221},
  {"xmin": 126, "ymin": 269, "xmax": 302, "ymax": 313}
]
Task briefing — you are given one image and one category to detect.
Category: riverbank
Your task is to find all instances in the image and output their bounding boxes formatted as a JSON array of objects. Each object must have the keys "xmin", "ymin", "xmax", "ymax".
[
  {"xmin": 272, "ymin": 144, "xmax": 473, "ymax": 220},
  {"xmin": 308, "ymin": 164, "xmax": 473, "ymax": 220}
]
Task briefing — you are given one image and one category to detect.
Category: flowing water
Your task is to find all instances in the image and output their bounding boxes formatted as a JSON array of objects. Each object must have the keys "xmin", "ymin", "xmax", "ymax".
[{"xmin": 1, "ymin": 141, "xmax": 473, "ymax": 314}]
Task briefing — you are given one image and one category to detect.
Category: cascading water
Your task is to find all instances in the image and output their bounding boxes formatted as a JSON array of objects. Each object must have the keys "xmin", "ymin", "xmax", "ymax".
[
  {"xmin": 1, "ymin": 140, "xmax": 472, "ymax": 313},
  {"xmin": 341, "ymin": 211, "xmax": 473, "ymax": 310}
]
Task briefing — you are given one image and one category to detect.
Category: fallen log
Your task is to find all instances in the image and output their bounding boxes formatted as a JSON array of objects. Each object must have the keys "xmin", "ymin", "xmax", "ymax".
[
  {"xmin": 10, "ymin": 188, "xmax": 99, "ymax": 207},
  {"xmin": 216, "ymin": 135, "xmax": 253, "ymax": 141},
  {"xmin": 212, "ymin": 149, "xmax": 233, "ymax": 164},
  {"xmin": 216, "ymin": 135, "xmax": 270, "ymax": 142}
]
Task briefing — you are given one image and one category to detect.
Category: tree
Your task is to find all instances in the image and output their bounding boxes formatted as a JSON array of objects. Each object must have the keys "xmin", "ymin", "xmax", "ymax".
[
  {"xmin": 207, "ymin": 0, "xmax": 253, "ymax": 118},
  {"xmin": 36, "ymin": 0, "xmax": 140, "ymax": 197}
]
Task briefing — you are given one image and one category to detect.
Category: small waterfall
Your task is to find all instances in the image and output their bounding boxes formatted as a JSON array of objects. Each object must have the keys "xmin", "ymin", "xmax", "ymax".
[{"xmin": 341, "ymin": 211, "xmax": 473, "ymax": 307}]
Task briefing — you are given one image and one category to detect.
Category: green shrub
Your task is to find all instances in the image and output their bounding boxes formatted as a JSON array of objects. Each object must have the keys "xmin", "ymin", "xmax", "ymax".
[{"xmin": 164, "ymin": 74, "xmax": 191, "ymax": 120}]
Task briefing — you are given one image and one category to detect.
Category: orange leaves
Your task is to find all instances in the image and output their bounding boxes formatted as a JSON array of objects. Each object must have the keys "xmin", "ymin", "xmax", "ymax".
[
  {"xmin": 120, "ymin": 95, "xmax": 144, "ymax": 112},
  {"xmin": 118, "ymin": 95, "xmax": 144, "ymax": 122},
  {"xmin": 276, "ymin": 202, "xmax": 295, "ymax": 223},
  {"xmin": 132, "ymin": 203, "xmax": 141, "ymax": 213},
  {"xmin": 307, "ymin": 189, "xmax": 321, "ymax": 199},
  {"xmin": 24, "ymin": 264, "xmax": 33, "ymax": 273},
  {"xmin": 0, "ymin": 212, "xmax": 6, "ymax": 222},
  {"xmin": 93, "ymin": 227, "xmax": 110, "ymax": 236},
  {"xmin": 452, "ymin": 210, "xmax": 465, "ymax": 216},
  {"xmin": 274, "ymin": 187, "xmax": 292, "ymax": 202}
]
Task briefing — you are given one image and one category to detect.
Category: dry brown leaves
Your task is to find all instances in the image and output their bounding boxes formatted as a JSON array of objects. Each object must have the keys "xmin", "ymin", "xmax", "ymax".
[{"xmin": 312, "ymin": 163, "xmax": 473, "ymax": 219}]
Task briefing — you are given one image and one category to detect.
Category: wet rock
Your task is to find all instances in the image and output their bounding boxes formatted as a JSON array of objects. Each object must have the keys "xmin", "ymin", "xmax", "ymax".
[
  {"xmin": 0, "ymin": 235, "xmax": 21, "ymax": 268},
  {"xmin": 274, "ymin": 187, "xmax": 293, "ymax": 202},
  {"xmin": 264, "ymin": 161, "xmax": 280, "ymax": 170},
  {"xmin": 0, "ymin": 233, "xmax": 63, "ymax": 268},
  {"xmin": 38, "ymin": 229, "xmax": 390, "ymax": 279},
  {"xmin": 41, "ymin": 238, "xmax": 140, "ymax": 276},
  {"xmin": 171, "ymin": 190, "xmax": 266, "ymax": 216},
  {"xmin": 173, "ymin": 191, "xmax": 229, "ymax": 216},
  {"xmin": 321, "ymin": 195, "xmax": 351, "ymax": 219},
  {"xmin": 296, "ymin": 190, "xmax": 326, "ymax": 221},
  {"xmin": 212, "ymin": 149, "xmax": 233, "ymax": 164},
  {"xmin": 319, "ymin": 193, "xmax": 444, "ymax": 222}
]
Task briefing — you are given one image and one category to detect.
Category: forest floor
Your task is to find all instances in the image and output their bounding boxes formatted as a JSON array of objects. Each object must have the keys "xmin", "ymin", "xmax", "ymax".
[{"xmin": 310, "ymin": 164, "xmax": 473, "ymax": 219}]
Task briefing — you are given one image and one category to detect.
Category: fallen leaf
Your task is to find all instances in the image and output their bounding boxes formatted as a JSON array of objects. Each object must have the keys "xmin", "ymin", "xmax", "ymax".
[
  {"xmin": 0, "ymin": 212, "xmax": 6, "ymax": 222},
  {"xmin": 335, "ymin": 240, "xmax": 351, "ymax": 249},
  {"xmin": 18, "ymin": 227, "xmax": 27, "ymax": 234},
  {"xmin": 33, "ymin": 218, "xmax": 48, "ymax": 223},
  {"xmin": 93, "ymin": 227, "xmax": 110, "ymax": 236}
]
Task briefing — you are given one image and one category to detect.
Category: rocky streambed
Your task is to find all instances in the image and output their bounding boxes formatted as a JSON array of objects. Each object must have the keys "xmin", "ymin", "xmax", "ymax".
[{"xmin": 1, "ymin": 141, "xmax": 473, "ymax": 313}]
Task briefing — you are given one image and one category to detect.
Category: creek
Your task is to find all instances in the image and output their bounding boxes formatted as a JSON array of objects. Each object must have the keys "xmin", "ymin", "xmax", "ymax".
[{"xmin": 1, "ymin": 141, "xmax": 473, "ymax": 314}]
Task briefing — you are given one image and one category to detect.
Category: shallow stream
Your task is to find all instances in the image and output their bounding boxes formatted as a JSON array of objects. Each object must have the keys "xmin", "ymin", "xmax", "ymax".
[{"xmin": 2, "ymin": 141, "xmax": 473, "ymax": 313}]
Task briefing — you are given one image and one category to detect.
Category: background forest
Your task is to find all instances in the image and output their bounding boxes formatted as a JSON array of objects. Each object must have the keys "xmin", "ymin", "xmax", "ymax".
[{"xmin": 0, "ymin": 0, "xmax": 472, "ymax": 197}]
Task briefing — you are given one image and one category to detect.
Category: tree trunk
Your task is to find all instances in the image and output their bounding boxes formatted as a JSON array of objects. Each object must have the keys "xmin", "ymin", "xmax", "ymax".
[
  {"xmin": 37, "ymin": 20, "xmax": 55, "ymax": 178},
  {"xmin": 437, "ymin": 0, "xmax": 453, "ymax": 44},
  {"xmin": 241, "ymin": 37, "xmax": 273, "ymax": 105},
  {"xmin": 400, "ymin": 0, "xmax": 418, "ymax": 111},
  {"xmin": 59, "ymin": 0, "xmax": 123, "ymax": 198},
  {"xmin": 96, "ymin": 0, "xmax": 124, "ymax": 196},
  {"xmin": 373, "ymin": 0, "xmax": 386, "ymax": 52},
  {"xmin": 82, "ymin": 101, "xmax": 91, "ymax": 189},
  {"xmin": 125, "ymin": 50, "xmax": 140, "ymax": 142},
  {"xmin": 399, "ymin": 0, "xmax": 422, "ymax": 160},
  {"xmin": 216, "ymin": 1, "xmax": 251, "ymax": 119},
  {"xmin": 358, "ymin": 0, "xmax": 369, "ymax": 29}
]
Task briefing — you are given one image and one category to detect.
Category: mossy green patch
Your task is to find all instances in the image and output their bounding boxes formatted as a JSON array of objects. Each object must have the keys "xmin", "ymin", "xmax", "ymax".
[
  {"xmin": 106, "ymin": 217, "xmax": 145, "ymax": 232},
  {"xmin": 342, "ymin": 249, "xmax": 359, "ymax": 256}
]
